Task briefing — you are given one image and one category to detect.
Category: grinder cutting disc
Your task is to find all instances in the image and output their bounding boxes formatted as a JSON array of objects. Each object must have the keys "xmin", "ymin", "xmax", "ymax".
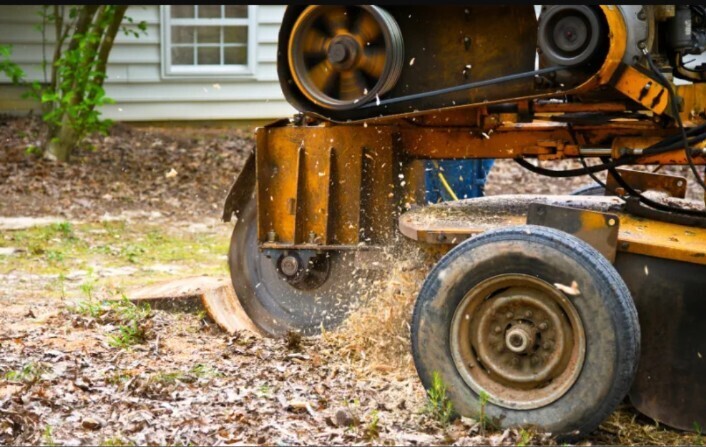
[{"xmin": 228, "ymin": 191, "xmax": 370, "ymax": 337}]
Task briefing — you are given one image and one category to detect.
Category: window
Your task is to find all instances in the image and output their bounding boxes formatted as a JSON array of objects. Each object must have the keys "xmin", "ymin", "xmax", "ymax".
[{"xmin": 162, "ymin": 5, "xmax": 257, "ymax": 77}]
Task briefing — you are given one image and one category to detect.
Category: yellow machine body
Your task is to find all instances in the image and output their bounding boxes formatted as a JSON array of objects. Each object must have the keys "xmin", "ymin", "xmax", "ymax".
[{"xmin": 223, "ymin": 4, "xmax": 706, "ymax": 434}]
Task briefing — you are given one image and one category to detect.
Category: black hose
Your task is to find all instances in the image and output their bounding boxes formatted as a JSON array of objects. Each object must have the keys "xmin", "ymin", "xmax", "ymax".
[
  {"xmin": 644, "ymin": 50, "xmax": 706, "ymax": 191},
  {"xmin": 604, "ymin": 159, "xmax": 706, "ymax": 217}
]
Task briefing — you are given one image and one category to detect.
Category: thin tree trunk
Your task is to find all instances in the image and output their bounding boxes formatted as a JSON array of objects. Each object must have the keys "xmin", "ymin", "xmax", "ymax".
[
  {"xmin": 44, "ymin": 6, "xmax": 99, "ymax": 161},
  {"xmin": 44, "ymin": 116, "xmax": 77, "ymax": 162},
  {"xmin": 93, "ymin": 6, "xmax": 127, "ymax": 91},
  {"xmin": 43, "ymin": 6, "xmax": 127, "ymax": 162}
]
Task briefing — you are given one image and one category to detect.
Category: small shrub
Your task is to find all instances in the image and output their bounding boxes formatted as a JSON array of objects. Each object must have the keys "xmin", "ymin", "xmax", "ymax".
[
  {"xmin": 108, "ymin": 319, "xmax": 147, "ymax": 348},
  {"xmin": 517, "ymin": 427, "xmax": 533, "ymax": 447},
  {"xmin": 0, "ymin": 45, "xmax": 25, "ymax": 84},
  {"xmin": 3, "ymin": 362, "xmax": 50, "ymax": 383},
  {"xmin": 101, "ymin": 436, "xmax": 133, "ymax": 446},
  {"xmin": 121, "ymin": 244, "xmax": 145, "ymax": 264},
  {"xmin": 51, "ymin": 221, "xmax": 74, "ymax": 239},
  {"xmin": 42, "ymin": 425, "xmax": 55, "ymax": 447},
  {"xmin": 46, "ymin": 249, "xmax": 65, "ymax": 263},
  {"xmin": 479, "ymin": 390, "xmax": 490, "ymax": 435},
  {"xmin": 70, "ymin": 298, "xmax": 106, "ymax": 318},
  {"xmin": 110, "ymin": 295, "xmax": 151, "ymax": 322},
  {"xmin": 695, "ymin": 422, "xmax": 703, "ymax": 446},
  {"xmin": 424, "ymin": 371, "xmax": 454, "ymax": 426},
  {"xmin": 257, "ymin": 383, "xmax": 272, "ymax": 397},
  {"xmin": 364, "ymin": 410, "xmax": 380, "ymax": 440},
  {"xmin": 79, "ymin": 274, "xmax": 97, "ymax": 301},
  {"xmin": 190, "ymin": 363, "xmax": 222, "ymax": 379}
]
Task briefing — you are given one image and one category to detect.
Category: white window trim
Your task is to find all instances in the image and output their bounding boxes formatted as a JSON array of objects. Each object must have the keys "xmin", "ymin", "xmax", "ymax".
[{"xmin": 160, "ymin": 5, "xmax": 258, "ymax": 80}]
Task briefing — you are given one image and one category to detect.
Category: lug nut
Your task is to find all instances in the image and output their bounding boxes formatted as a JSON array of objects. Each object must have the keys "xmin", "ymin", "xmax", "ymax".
[
  {"xmin": 505, "ymin": 312, "xmax": 513, "ymax": 319},
  {"xmin": 543, "ymin": 341, "xmax": 554, "ymax": 351},
  {"xmin": 494, "ymin": 326, "xmax": 502, "ymax": 334},
  {"xmin": 525, "ymin": 310, "xmax": 533, "ymax": 318},
  {"xmin": 539, "ymin": 322, "xmax": 548, "ymax": 331}
]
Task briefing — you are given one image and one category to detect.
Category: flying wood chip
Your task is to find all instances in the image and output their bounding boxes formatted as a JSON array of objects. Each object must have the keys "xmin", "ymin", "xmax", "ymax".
[{"xmin": 553, "ymin": 281, "xmax": 581, "ymax": 296}]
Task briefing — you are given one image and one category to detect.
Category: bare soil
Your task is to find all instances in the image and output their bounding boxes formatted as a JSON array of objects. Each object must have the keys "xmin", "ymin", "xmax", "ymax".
[{"xmin": 1, "ymin": 116, "xmax": 703, "ymax": 446}]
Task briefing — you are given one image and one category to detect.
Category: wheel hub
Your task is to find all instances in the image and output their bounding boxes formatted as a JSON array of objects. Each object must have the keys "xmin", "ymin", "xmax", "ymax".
[
  {"xmin": 280, "ymin": 255, "xmax": 301, "ymax": 277},
  {"xmin": 505, "ymin": 323, "xmax": 535, "ymax": 354},
  {"xmin": 273, "ymin": 251, "xmax": 332, "ymax": 291},
  {"xmin": 451, "ymin": 274, "xmax": 586, "ymax": 410},
  {"xmin": 327, "ymin": 35, "xmax": 360, "ymax": 69}
]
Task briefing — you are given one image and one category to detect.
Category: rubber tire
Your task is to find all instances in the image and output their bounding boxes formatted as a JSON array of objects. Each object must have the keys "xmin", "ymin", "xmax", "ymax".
[
  {"xmin": 228, "ymin": 196, "xmax": 365, "ymax": 337},
  {"xmin": 570, "ymin": 183, "xmax": 605, "ymax": 196},
  {"xmin": 411, "ymin": 225, "xmax": 640, "ymax": 438}
]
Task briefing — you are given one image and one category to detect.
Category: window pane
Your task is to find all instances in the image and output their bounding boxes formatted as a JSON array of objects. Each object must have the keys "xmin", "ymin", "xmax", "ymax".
[
  {"xmin": 224, "ymin": 26, "xmax": 247, "ymax": 44},
  {"xmin": 224, "ymin": 46, "xmax": 247, "ymax": 65},
  {"xmin": 171, "ymin": 26, "xmax": 194, "ymax": 44},
  {"xmin": 197, "ymin": 47, "xmax": 220, "ymax": 65},
  {"xmin": 172, "ymin": 47, "xmax": 194, "ymax": 64},
  {"xmin": 198, "ymin": 5, "xmax": 221, "ymax": 18},
  {"xmin": 197, "ymin": 26, "xmax": 220, "ymax": 44},
  {"xmin": 225, "ymin": 5, "xmax": 248, "ymax": 18},
  {"xmin": 171, "ymin": 5, "xmax": 194, "ymax": 18}
]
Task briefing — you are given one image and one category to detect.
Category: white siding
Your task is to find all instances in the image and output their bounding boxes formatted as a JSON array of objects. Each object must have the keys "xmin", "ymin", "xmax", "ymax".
[{"xmin": 0, "ymin": 5, "xmax": 296, "ymax": 120}]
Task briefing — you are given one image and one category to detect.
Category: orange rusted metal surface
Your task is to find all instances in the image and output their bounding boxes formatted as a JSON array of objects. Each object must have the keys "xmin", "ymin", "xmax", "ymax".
[
  {"xmin": 399, "ymin": 195, "xmax": 706, "ymax": 266},
  {"xmin": 605, "ymin": 168, "xmax": 688, "ymax": 198},
  {"xmin": 611, "ymin": 65, "xmax": 670, "ymax": 115},
  {"xmin": 256, "ymin": 124, "xmax": 398, "ymax": 246}
]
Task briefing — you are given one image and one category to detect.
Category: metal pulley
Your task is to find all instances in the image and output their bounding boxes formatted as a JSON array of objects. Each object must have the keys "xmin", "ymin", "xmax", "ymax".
[
  {"xmin": 538, "ymin": 5, "xmax": 608, "ymax": 67},
  {"xmin": 287, "ymin": 5, "xmax": 404, "ymax": 110}
]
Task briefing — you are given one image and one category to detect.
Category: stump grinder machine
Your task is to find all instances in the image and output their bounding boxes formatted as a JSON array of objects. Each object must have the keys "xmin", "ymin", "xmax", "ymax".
[{"xmin": 222, "ymin": 5, "xmax": 706, "ymax": 437}]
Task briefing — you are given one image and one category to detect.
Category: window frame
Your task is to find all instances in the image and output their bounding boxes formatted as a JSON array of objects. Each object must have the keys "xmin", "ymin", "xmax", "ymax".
[{"xmin": 160, "ymin": 5, "xmax": 258, "ymax": 79}]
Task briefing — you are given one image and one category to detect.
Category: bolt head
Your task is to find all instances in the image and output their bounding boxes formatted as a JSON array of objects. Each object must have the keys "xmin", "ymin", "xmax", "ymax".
[
  {"xmin": 505, "ymin": 312, "xmax": 513, "ymax": 319},
  {"xmin": 525, "ymin": 311, "xmax": 533, "ymax": 318},
  {"xmin": 280, "ymin": 256, "xmax": 300, "ymax": 277},
  {"xmin": 539, "ymin": 322, "xmax": 548, "ymax": 331},
  {"xmin": 494, "ymin": 326, "xmax": 502, "ymax": 334}
]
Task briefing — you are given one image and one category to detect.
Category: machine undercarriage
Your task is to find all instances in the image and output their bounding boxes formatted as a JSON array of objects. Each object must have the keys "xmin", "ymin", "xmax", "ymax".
[{"xmin": 223, "ymin": 5, "xmax": 706, "ymax": 437}]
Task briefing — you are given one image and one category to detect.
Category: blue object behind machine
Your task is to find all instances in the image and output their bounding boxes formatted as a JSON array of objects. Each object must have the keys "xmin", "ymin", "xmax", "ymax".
[{"xmin": 425, "ymin": 159, "xmax": 494, "ymax": 203}]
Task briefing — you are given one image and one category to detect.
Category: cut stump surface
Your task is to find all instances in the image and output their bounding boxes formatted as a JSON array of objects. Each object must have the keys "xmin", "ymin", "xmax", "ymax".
[{"xmin": 127, "ymin": 276, "xmax": 261, "ymax": 336}]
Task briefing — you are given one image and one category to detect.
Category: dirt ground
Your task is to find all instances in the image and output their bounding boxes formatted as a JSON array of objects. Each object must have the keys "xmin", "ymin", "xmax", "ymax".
[{"xmin": 1, "ymin": 116, "xmax": 704, "ymax": 446}]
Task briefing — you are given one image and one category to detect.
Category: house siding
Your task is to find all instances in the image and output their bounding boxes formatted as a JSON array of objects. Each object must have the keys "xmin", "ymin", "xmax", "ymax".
[{"xmin": 0, "ymin": 5, "xmax": 296, "ymax": 121}]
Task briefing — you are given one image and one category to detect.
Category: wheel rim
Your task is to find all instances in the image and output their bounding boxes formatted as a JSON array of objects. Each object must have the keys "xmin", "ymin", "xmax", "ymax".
[
  {"xmin": 288, "ymin": 5, "xmax": 404, "ymax": 110},
  {"xmin": 450, "ymin": 274, "xmax": 586, "ymax": 410}
]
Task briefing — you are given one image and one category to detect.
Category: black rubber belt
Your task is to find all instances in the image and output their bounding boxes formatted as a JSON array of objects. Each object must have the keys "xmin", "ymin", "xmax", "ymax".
[{"xmin": 361, "ymin": 66, "xmax": 563, "ymax": 109}]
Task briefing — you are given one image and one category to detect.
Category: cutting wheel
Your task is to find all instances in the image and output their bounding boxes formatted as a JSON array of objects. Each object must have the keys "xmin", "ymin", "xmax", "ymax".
[
  {"xmin": 228, "ymin": 195, "xmax": 367, "ymax": 337},
  {"xmin": 288, "ymin": 5, "xmax": 404, "ymax": 110}
]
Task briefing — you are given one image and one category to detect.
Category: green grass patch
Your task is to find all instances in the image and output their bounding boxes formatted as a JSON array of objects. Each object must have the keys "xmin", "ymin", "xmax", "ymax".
[{"xmin": 0, "ymin": 220, "xmax": 230, "ymax": 298}]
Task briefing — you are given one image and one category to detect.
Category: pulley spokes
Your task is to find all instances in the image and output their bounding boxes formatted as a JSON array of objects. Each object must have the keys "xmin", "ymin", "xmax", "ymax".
[{"xmin": 288, "ymin": 5, "xmax": 403, "ymax": 110}]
